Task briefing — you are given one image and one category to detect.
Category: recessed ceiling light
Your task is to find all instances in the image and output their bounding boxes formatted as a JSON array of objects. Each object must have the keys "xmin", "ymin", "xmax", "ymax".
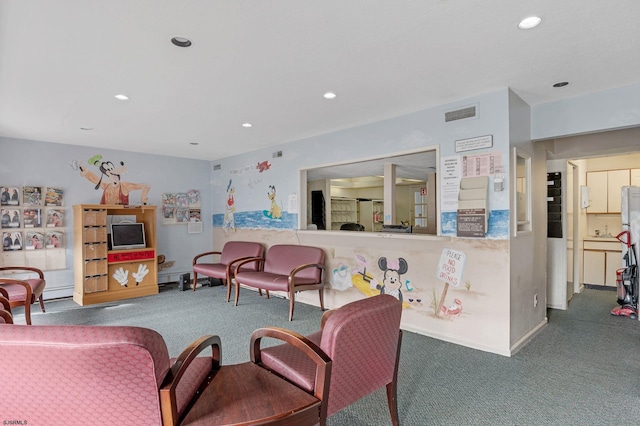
[
  {"xmin": 80, "ymin": 127, "xmax": 93, "ymax": 131},
  {"xmin": 518, "ymin": 16, "xmax": 542, "ymax": 30},
  {"xmin": 114, "ymin": 94, "xmax": 129, "ymax": 101},
  {"xmin": 190, "ymin": 142, "xmax": 199, "ymax": 146},
  {"xmin": 323, "ymin": 92, "xmax": 337, "ymax": 99},
  {"xmin": 171, "ymin": 37, "xmax": 192, "ymax": 47},
  {"xmin": 553, "ymin": 81, "xmax": 569, "ymax": 88},
  {"xmin": 242, "ymin": 123, "xmax": 253, "ymax": 128}
]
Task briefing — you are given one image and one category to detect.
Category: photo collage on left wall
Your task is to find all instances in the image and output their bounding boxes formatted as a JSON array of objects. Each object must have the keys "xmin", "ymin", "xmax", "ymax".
[{"xmin": 1, "ymin": 186, "xmax": 65, "ymax": 252}]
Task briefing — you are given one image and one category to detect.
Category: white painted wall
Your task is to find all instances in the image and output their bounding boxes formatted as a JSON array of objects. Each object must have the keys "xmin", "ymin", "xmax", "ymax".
[
  {"xmin": 508, "ymin": 90, "xmax": 548, "ymax": 349},
  {"xmin": 532, "ymin": 83, "xmax": 640, "ymax": 141}
]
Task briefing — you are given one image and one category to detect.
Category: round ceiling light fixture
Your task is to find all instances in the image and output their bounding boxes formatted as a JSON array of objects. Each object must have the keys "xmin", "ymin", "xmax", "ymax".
[
  {"xmin": 553, "ymin": 81, "xmax": 569, "ymax": 88},
  {"xmin": 323, "ymin": 92, "xmax": 337, "ymax": 99},
  {"xmin": 518, "ymin": 16, "xmax": 542, "ymax": 30},
  {"xmin": 114, "ymin": 94, "xmax": 129, "ymax": 101},
  {"xmin": 242, "ymin": 123, "xmax": 253, "ymax": 128},
  {"xmin": 171, "ymin": 37, "xmax": 192, "ymax": 47}
]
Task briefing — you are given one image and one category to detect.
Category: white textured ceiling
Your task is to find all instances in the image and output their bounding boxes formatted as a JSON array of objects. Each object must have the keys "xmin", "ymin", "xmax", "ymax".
[{"xmin": 1, "ymin": 1, "xmax": 639, "ymax": 161}]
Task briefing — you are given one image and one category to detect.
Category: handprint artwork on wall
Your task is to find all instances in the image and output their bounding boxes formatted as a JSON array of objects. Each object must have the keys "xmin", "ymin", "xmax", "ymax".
[
  {"xmin": 113, "ymin": 267, "xmax": 129, "ymax": 287},
  {"xmin": 132, "ymin": 264, "xmax": 149, "ymax": 285},
  {"xmin": 112, "ymin": 264, "xmax": 150, "ymax": 287}
]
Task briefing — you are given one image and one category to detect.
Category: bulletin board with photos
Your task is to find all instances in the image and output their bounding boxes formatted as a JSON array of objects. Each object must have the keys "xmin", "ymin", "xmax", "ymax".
[
  {"xmin": 1, "ymin": 185, "xmax": 67, "ymax": 270},
  {"xmin": 161, "ymin": 190, "xmax": 202, "ymax": 225}
]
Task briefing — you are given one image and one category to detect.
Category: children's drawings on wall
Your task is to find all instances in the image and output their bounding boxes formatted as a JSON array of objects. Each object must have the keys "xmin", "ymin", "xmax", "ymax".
[
  {"xmin": 72, "ymin": 155, "xmax": 150, "ymax": 205},
  {"xmin": 348, "ymin": 254, "xmax": 411, "ymax": 309},
  {"xmin": 248, "ymin": 178, "xmax": 263, "ymax": 189},
  {"xmin": 377, "ymin": 257, "xmax": 408, "ymax": 303},
  {"xmin": 162, "ymin": 190, "xmax": 201, "ymax": 225},
  {"xmin": 223, "ymin": 180, "xmax": 236, "ymax": 235},
  {"xmin": 213, "ymin": 160, "xmax": 298, "ymax": 231},
  {"xmin": 264, "ymin": 185, "xmax": 282, "ymax": 219},
  {"xmin": 329, "ymin": 250, "xmax": 477, "ymax": 321}
]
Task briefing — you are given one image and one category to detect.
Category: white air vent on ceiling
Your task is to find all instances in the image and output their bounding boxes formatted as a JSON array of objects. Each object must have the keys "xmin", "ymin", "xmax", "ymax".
[{"xmin": 445, "ymin": 106, "xmax": 476, "ymax": 122}]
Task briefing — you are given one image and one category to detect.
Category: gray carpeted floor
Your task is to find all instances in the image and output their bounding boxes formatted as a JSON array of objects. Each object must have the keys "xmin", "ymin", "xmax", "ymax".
[{"xmin": 15, "ymin": 285, "xmax": 640, "ymax": 425}]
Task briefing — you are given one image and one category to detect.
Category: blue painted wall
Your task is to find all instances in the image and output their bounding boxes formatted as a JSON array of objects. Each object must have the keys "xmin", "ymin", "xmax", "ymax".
[
  {"xmin": 0, "ymin": 137, "xmax": 212, "ymax": 297},
  {"xmin": 212, "ymin": 88, "xmax": 512, "ymax": 236}
]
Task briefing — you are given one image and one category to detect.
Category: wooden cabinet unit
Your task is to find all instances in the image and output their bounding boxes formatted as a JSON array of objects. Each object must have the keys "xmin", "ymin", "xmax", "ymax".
[
  {"xmin": 586, "ymin": 169, "xmax": 630, "ymax": 213},
  {"xmin": 73, "ymin": 204, "xmax": 157, "ymax": 306},
  {"xmin": 607, "ymin": 169, "xmax": 629, "ymax": 213},
  {"xmin": 583, "ymin": 239, "xmax": 623, "ymax": 287}
]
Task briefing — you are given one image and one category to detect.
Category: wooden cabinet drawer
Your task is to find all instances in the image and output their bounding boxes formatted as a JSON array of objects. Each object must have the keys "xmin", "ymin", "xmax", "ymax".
[
  {"xmin": 84, "ymin": 242, "xmax": 108, "ymax": 259},
  {"xmin": 84, "ymin": 226, "xmax": 107, "ymax": 243},
  {"xmin": 84, "ymin": 275, "xmax": 108, "ymax": 294},
  {"xmin": 584, "ymin": 241, "xmax": 621, "ymax": 251},
  {"xmin": 83, "ymin": 209, "xmax": 107, "ymax": 226},
  {"xmin": 84, "ymin": 259, "xmax": 107, "ymax": 277}
]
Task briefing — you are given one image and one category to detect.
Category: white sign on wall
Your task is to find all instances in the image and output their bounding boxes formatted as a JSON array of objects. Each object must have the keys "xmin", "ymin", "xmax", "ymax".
[
  {"xmin": 440, "ymin": 155, "xmax": 461, "ymax": 212},
  {"xmin": 455, "ymin": 135, "xmax": 493, "ymax": 153},
  {"xmin": 436, "ymin": 248, "xmax": 466, "ymax": 287},
  {"xmin": 435, "ymin": 248, "xmax": 467, "ymax": 317}
]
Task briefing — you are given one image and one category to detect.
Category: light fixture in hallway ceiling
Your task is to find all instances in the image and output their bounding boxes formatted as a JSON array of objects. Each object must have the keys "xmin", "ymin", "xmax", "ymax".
[
  {"xmin": 323, "ymin": 92, "xmax": 337, "ymax": 99},
  {"xmin": 114, "ymin": 94, "xmax": 129, "ymax": 101},
  {"xmin": 242, "ymin": 123, "xmax": 253, "ymax": 128},
  {"xmin": 518, "ymin": 16, "xmax": 542, "ymax": 29},
  {"xmin": 553, "ymin": 81, "xmax": 569, "ymax": 87},
  {"xmin": 171, "ymin": 37, "xmax": 192, "ymax": 47}
]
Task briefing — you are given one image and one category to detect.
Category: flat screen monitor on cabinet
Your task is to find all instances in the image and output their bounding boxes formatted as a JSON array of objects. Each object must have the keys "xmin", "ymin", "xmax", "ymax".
[{"xmin": 110, "ymin": 222, "xmax": 146, "ymax": 250}]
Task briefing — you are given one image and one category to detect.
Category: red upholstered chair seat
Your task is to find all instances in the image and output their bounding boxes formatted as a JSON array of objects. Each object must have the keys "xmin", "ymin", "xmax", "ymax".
[
  {"xmin": 0, "ymin": 324, "xmax": 214, "ymax": 425},
  {"xmin": 256, "ymin": 295, "xmax": 403, "ymax": 424},
  {"xmin": 233, "ymin": 244, "xmax": 326, "ymax": 320},
  {"xmin": 192, "ymin": 241, "xmax": 264, "ymax": 301},
  {"xmin": 2, "ymin": 278, "xmax": 45, "ymax": 302},
  {"xmin": 0, "ymin": 266, "xmax": 47, "ymax": 325}
]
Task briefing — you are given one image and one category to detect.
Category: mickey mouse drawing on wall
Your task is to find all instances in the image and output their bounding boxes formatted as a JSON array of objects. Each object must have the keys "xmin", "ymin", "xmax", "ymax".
[
  {"xmin": 376, "ymin": 257, "xmax": 408, "ymax": 303},
  {"xmin": 74, "ymin": 154, "xmax": 150, "ymax": 205}
]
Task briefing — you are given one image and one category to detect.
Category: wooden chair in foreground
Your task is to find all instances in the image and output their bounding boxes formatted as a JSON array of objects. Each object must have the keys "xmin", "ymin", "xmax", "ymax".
[
  {"xmin": 0, "ymin": 323, "xmax": 330, "ymax": 425},
  {"xmin": 0, "ymin": 266, "xmax": 46, "ymax": 325},
  {"xmin": 255, "ymin": 294, "xmax": 403, "ymax": 425},
  {"xmin": 233, "ymin": 244, "xmax": 326, "ymax": 320},
  {"xmin": 0, "ymin": 288, "xmax": 13, "ymax": 324},
  {"xmin": 192, "ymin": 241, "xmax": 264, "ymax": 301}
]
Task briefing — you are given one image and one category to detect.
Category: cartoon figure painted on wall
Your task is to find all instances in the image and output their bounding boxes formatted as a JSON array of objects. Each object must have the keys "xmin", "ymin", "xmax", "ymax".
[
  {"xmin": 263, "ymin": 185, "xmax": 282, "ymax": 219},
  {"xmin": 223, "ymin": 179, "xmax": 236, "ymax": 235},
  {"xmin": 441, "ymin": 298, "xmax": 463, "ymax": 317},
  {"xmin": 75, "ymin": 155, "xmax": 150, "ymax": 205},
  {"xmin": 377, "ymin": 257, "xmax": 408, "ymax": 303},
  {"xmin": 350, "ymin": 254, "xmax": 411, "ymax": 309}
]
